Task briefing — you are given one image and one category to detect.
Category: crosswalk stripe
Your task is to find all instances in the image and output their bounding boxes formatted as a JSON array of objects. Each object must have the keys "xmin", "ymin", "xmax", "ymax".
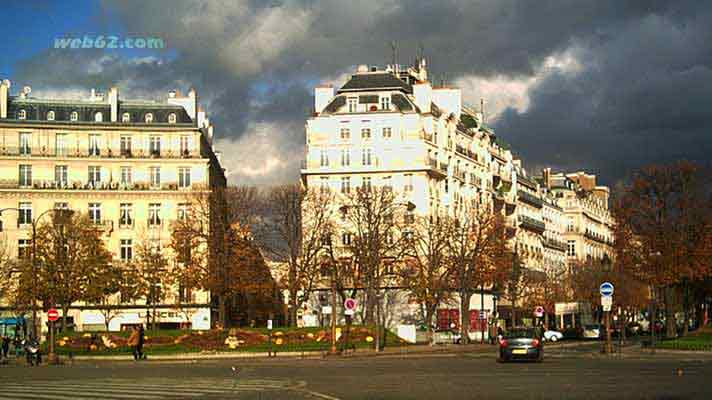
[
  {"xmin": 2, "ymin": 385, "xmax": 208, "ymax": 398},
  {"xmin": 0, "ymin": 392, "xmax": 161, "ymax": 400}
]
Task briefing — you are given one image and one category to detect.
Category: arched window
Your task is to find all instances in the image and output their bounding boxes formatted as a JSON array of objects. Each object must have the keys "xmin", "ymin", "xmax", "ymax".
[
  {"xmin": 18, "ymin": 109, "xmax": 26, "ymax": 120},
  {"xmin": 122, "ymin": 112, "xmax": 131, "ymax": 123},
  {"xmin": 47, "ymin": 110, "xmax": 55, "ymax": 121},
  {"xmin": 70, "ymin": 111, "xmax": 78, "ymax": 121},
  {"xmin": 94, "ymin": 112, "xmax": 103, "ymax": 122},
  {"xmin": 168, "ymin": 113, "xmax": 177, "ymax": 124},
  {"xmin": 144, "ymin": 113, "xmax": 154, "ymax": 123}
]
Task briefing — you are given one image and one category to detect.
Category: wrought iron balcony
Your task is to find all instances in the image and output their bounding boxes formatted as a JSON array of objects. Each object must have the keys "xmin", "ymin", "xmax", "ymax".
[
  {"xmin": 0, "ymin": 146, "xmax": 199, "ymax": 159},
  {"xmin": 517, "ymin": 190, "xmax": 543, "ymax": 208},
  {"xmin": 519, "ymin": 215, "xmax": 545, "ymax": 233}
]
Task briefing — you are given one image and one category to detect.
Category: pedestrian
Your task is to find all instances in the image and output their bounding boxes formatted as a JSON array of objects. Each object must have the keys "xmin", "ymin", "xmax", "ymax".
[
  {"xmin": 128, "ymin": 326, "xmax": 140, "ymax": 360},
  {"xmin": 137, "ymin": 324, "xmax": 145, "ymax": 360},
  {"xmin": 1, "ymin": 335, "xmax": 10, "ymax": 359}
]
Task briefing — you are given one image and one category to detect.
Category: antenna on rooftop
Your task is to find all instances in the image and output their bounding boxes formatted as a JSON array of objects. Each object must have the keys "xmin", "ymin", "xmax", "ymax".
[
  {"xmin": 391, "ymin": 41, "xmax": 398, "ymax": 72},
  {"xmin": 480, "ymin": 98, "xmax": 486, "ymax": 123}
]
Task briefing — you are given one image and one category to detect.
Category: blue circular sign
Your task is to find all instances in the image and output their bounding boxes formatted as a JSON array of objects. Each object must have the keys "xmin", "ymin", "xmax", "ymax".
[{"xmin": 600, "ymin": 282, "xmax": 614, "ymax": 296}]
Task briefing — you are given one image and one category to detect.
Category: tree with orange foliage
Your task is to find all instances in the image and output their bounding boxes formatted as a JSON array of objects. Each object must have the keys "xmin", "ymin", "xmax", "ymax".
[
  {"xmin": 447, "ymin": 204, "xmax": 512, "ymax": 344},
  {"xmin": 613, "ymin": 161, "xmax": 712, "ymax": 338}
]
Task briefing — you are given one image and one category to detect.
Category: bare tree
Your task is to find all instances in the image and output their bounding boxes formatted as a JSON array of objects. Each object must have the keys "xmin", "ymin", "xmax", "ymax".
[
  {"xmin": 131, "ymin": 238, "xmax": 171, "ymax": 331},
  {"xmin": 258, "ymin": 184, "xmax": 334, "ymax": 326},
  {"xmin": 400, "ymin": 213, "xmax": 453, "ymax": 344},
  {"xmin": 448, "ymin": 204, "xmax": 511, "ymax": 344}
]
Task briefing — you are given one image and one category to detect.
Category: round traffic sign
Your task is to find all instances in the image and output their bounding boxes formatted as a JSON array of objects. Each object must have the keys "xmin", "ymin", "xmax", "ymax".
[
  {"xmin": 344, "ymin": 298, "xmax": 357, "ymax": 311},
  {"xmin": 600, "ymin": 282, "xmax": 614, "ymax": 297},
  {"xmin": 534, "ymin": 306, "xmax": 545, "ymax": 317},
  {"xmin": 47, "ymin": 308, "xmax": 60, "ymax": 322}
]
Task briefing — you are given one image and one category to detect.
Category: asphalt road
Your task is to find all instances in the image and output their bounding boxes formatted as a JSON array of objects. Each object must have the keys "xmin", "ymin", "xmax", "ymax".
[{"xmin": 2, "ymin": 348, "xmax": 711, "ymax": 400}]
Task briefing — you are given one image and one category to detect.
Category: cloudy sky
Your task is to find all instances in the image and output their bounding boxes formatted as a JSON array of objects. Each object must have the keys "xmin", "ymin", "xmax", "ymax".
[{"xmin": 1, "ymin": 0, "xmax": 710, "ymax": 186}]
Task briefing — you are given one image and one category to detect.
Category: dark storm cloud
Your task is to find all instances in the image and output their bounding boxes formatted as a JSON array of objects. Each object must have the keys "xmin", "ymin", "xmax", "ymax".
[{"xmin": 8, "ymin": 0, "xmax": 712, "ymax": 184}]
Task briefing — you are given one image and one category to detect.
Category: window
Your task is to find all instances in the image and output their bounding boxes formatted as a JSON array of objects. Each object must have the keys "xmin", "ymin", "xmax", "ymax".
[
  {"xmin": 120, "ymin": 239, "xmax": 133, "ymax": 262},
  {"xmin": 70, "ymin": 111, "xmax": 78, "ymax": 121},
  {"xmin": 145, "ymin": 113, "xmax": 154, "ymax": 123},
  {"xmin": 18, "ymin": 202, "xmax": 32, "ymax": 225},
  {"xmin": 342, "ymin": 232, "xmax": 352, "ymax": 246},
  {"xmin": 119, "ymin": 203, "xmax": 133, "ymax": 227},
  {"xmin": 19, "ymin": 165, "xmax": 32, "ymax": 187},
  {"xmin": 380, "ymin": 96, "xmax": 390, "ymax": 110},
  {"xmin": 18, "ymin": 239, "xmax": 31, "ymax": 259},
  {"xmin": 178, "ymin": 167, "xmax": 191, "ymax": 188},
  {"xmin": 341, "ymin": 149, "xmax": 350, "ymax": 166},
  {"xmin": 177, "ymin": 203, "xmax": 190, "ymax": 221},
  {"xmin": 149, "ymin": 135, "xmax": 161, "ymax": 156},
  {"xmin": 54, "ymin": 202, "xmax": 69, "ymax": 210},
  {"xmin": 150, "ymin": 166, "xmax": 161, "ymax": 188},
  {"xmin": 180, "ymin": 135, "xmax": 190, "ymax": 156},
  {"xmin": 88, "ymin": 203, "xmax": 101, "ymax": 224},
  {"xmin": 17, "ymin": 109, "xmax": 27, "ymax": 120},
  {"xmin": 405, "ymin": 212, "xmax": 415, "ymax": 225},
  {"xmin": 567, "ymin": 240, "xmax": 576, "ymax": 257},
  {"xmin": 320, "ymin": 150, "xmax": 329, "ymax": 167},
  {"xmin": 382, "ymin": 127, "xmax": 392, "ymax": 139},
  {"xmin": 54, "ymin": 165, "xmax": 68, "ymax": 186},
  {"xmin": 362, "ymin": 177, "xmax": 372, "ymax": 191},
  {"xmin": 89, "ymin": 134, "xmax": 101, "ymax": 156},
  {"xmin": 348, "ymin": 97, "xmax": 357, "ymax": 113},
  {"xmin": 361, "ymin": 128, "xmax": 371, "ymax": 140},
  {"xmin": 320, "ymin": 177, "xmax": 329, "ymax": 193},
  {"xmin": 94, "ymin": 112, "xmax": 103, "ymax": 122},
  {"xmin": 168, "ymin": 113, "xmax": 177, "ymax": 124},
  {"xmin": 404, "ymin": 173, "xmax": 414, "ymax": 192},
  {"xmin": 55, "ymin": 133, "xmax": 66, "ymax": 156},
  {"xmin": 122, "ymin": 112, "xmax": 131, "ymax": 123},
  {"xmin": 19, "ymin": 133, "xmax": 31, "ymax": 155},
  {"xmin": 362, "ymin": 148, "xmax": 372, "ymax": 166},
  {"xmin": 88, "ymin": 166, "xmax": 101, "ymax": 185},
  {"xmin": 382, "ymin": 176, "xmax": 392, "ymax": 192},
  {"xmin": 120, "ymin": 135, "xmax": 132, "ymax": 156},
  {"xmin": 120, "ymin": 166, "xmax": 132, "ymax": 184},
  {"xmin": 47, "ymin": 110, "xmax": 55, "ymax": 121},
  {"xmin": 341, "ymin": 177, "xmax": 351, "ymax": 194},
  {"xmin": 178, "ymin": 284, "xmax": 192, "ymax": 303},
  {"xmin": 148, "ymin": 203, "xmax": 162, "ymax": 226},
  {"xmin": 340, "ymin": 128, "xmax": 350, "ymax": 140}
]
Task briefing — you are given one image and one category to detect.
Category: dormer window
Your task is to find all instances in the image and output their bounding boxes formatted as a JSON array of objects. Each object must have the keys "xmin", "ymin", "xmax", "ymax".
[
  {"xmin": 18, "ymin": 110, "xmax": 26, "ymax": 120},
  {"xmin": 145, "ymin": 113, "xmax": 154, "ymax": 123},
  {"xmin": 122, "ymin": 112, "xmax": 131, "ymax": 123},
  {"xmin": 70, "ymin": 111, "xmax": 78, "ymax": 121},
  {"xmin": 168, "ymin": 113, "xmax": 177, "ymax": 124},
  {"xmin": 47, "ymin": 110, "xmax": 55, "ymax": 121},
  {"xmin": 94, "ymin": 112, "xmax": 103, "ymax": 122}
]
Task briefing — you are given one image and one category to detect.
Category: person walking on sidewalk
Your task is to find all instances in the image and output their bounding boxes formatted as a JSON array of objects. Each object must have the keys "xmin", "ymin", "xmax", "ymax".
[{"xmin": 128, "ymin": 326, "xmax": 144, "ymax": 361}]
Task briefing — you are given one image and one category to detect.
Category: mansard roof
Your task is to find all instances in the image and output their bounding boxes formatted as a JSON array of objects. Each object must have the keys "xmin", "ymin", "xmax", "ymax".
[{"xmin": 337, "ymin": 73, "xmax": 413, "ymax": 94}]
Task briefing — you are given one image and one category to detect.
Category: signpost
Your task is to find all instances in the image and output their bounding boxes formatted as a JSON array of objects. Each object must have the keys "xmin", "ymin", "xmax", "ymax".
[
  {"xmin": 344, "ymin": 298, "xmax": 357, "ymax": 316},
  {"xmin": 47, "ymin": 308, "xmax": 59, "ymax": 364},
  {"xmin": 534, "ymin": 306, "xmax": 545, "ymax": 318},
  {"xmin": 599, "ymin": 282, "xmax": 614, "ymax": 354}
]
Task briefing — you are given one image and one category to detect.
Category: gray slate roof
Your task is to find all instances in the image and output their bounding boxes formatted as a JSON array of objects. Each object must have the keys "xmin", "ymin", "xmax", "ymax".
[{"xmin": 338, "ymin": 73, "xmax": 413, "ymax": 93}]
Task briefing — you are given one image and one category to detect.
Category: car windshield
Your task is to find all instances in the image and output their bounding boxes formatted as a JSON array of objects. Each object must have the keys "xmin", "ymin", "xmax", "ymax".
[{"xmin": 504, "ymin": 328, "xmax": 536, "ymax": 338}]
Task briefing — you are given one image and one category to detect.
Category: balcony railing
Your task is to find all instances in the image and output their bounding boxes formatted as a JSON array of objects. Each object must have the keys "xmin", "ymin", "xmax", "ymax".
[
  {"xmin": 517, "ymin": 190, "xmax": 543, "ymax": 208},
  {"xmin": 584, "ymin": 229, "xmax": 611, "ymax": 245},
  {"xmin": 1, "ymin": 179, "xmax": 199, "ymax": 191},
  {"xmin": 0, "ymin": 146, "xmax": 200, "ymax": 159},
  {"xmin": 519, "ymin": 215, "xmax": 546, "ymax": 233},
  {"xmin": 543, "ymin": 237, "xmax": 567, "ymax": 252}
]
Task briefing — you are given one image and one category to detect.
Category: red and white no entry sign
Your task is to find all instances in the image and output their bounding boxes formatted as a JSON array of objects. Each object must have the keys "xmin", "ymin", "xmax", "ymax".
[
  {"xmin": 47, "ymin": 308, "xmax": 60, "ymax": 322},
  {"xmin": 534, "ymin": 306, "xmax": 545, "ymax": 317},
  {"xmin": 344, "ymin": 298, "xmax": 357, "ymax": 311}
]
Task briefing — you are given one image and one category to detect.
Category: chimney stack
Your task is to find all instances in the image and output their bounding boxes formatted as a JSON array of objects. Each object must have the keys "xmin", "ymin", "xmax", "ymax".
[
  {"xmin": 0, "ymin": 79, "xmax": 9, "ymax": 119},
  {"xmin": 108, "ymin": 87, "xmax": 119, "ymax": 122}
]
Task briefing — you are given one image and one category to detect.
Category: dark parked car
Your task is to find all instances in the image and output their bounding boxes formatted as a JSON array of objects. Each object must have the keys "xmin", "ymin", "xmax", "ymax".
[{"xmin": 497, "ymin": 327, "xmax": 543, "ymax": 363}]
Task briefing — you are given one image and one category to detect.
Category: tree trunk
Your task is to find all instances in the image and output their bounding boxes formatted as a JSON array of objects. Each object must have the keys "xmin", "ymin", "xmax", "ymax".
[
  {"xmin": 217, "ymin": 295, "xmax": 227, "ymax": 329},
  {"xmin": 61, "ymin": 305, "xmax": 69, "ymax": 332},
  {"xmin": 682, "ymin": 283, "xmax": 690, "ymax": 337},
  {"xmin": 460, "ymin": 291, "xmax": 471, "ymax": 345},
  {"xmin": 288, "ymin": 263, "xmax": 298, "ymax": 327},
  {"xmin": 511, "ymin": 294, "xmax": 518, "ymax": 329},
  {"xmin": 364, "ymin": 285, "xmax": 376, "ymax": 325},
  {"xmin": 664, "ymin": 286, "xmax": 676, "ymax": 339},
  {"xmin": 425, "ymin": 306, "xmax": 435, "ymax": 345}
]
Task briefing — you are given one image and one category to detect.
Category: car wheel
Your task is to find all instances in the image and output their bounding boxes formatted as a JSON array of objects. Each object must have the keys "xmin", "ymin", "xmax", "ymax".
[{"xmin": 550, "ymin": 336, "xmax": 558, "ymax": 342}]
